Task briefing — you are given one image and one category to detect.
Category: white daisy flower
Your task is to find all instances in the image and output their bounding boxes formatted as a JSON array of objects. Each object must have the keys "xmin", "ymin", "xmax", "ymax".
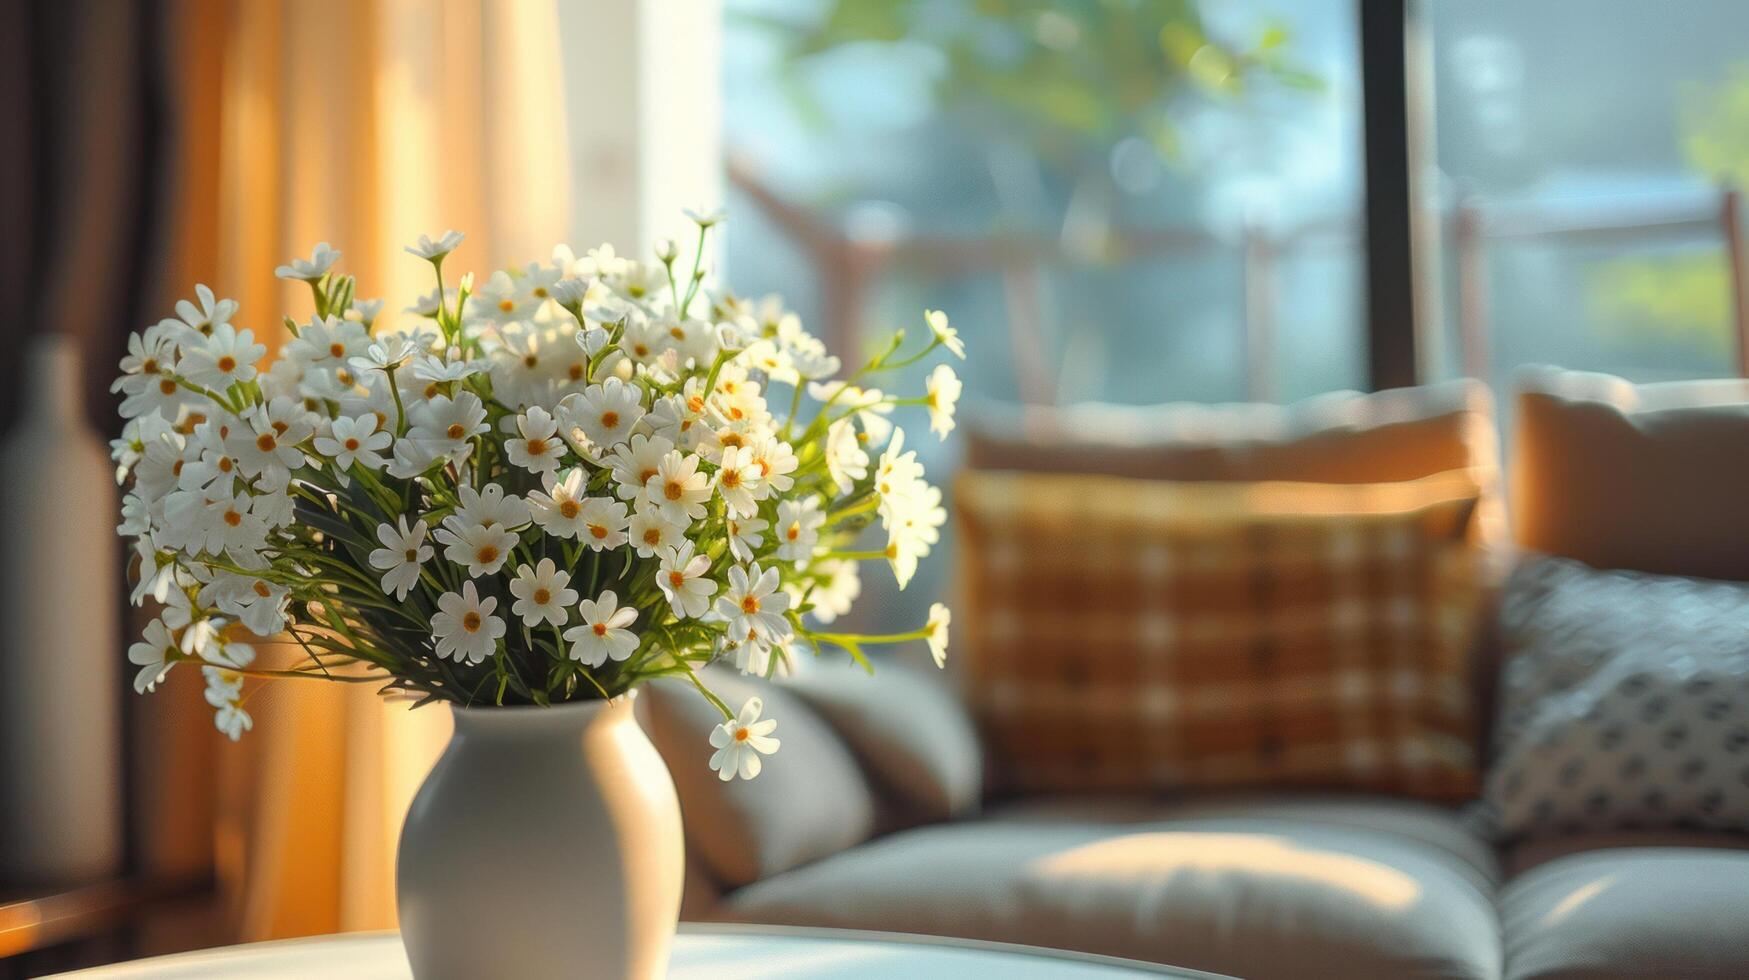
[
  {"xmin": 714, "ymin": 445, "xmax": 763, "ymax": 517},
  {"xmin": 433, "ymin": 521, "xmax": 518, "ymax": 578},
  {"xmin": 527, "ymin": 468, "xmax": 591, "ymax": 539},
  {"xmin": 563, "ymin": 590, "xmax": 640, "ymax": 666},
  {"xmin": 180, "ymin": 323, "xmax": 266, "ymax": 390},
  {"xmin": 112, "ymin": 324, "xmax": 178, "ymax": 398},
  {"xmin": 369, "ymin": 516, "xmax": 432, "ymax": 600},
  {"xmin": 405, "ymin": 230, "xmax": 465, "ymax": 261},
  {"xmin": 726, "ymin": 514, "xmax": 767, "ymax": 562},
  {"xmin": 656, "ymin": 540, "xmax": 717, "ymax": 619},
  {"xmin": 505, "ymin": 406, "xmax": 566, "ymax": 475},
  {"xmin": 627, "ymin": 505, "xmax": 686, "ymax": 558},
  {"xmin": 408, "ymin": 391, "xmax": 489, "ymax": 458},
  {"xmin": 274, "ymin": 242, "xmax": 341, "ymax": 281},
  {"xmin": 648, "ymin": 450, "xmax": 711, "ymax": 524},
  {"xmin": 128, "ymin": 619, "xmax": 180, "ymax": 693},
  {"xmin": 450, "ymin": 482, "xmax": 531, "ymax": 531},
  {"xmin": 347, "ymin": 338, "xmax": 418, "ymax": 374},
  {"xmin": 409, "ymin": 351, "xmax": 485, "ymax": 384},
  {"xmin": 824, "ymin": 418, "xmax": 869, "ymax": 496},
  {"xmin": 804, "ymin": 559, "xmax": 860, "ymax": 624},
  {"xmin": 925, "ymin": 602, "xmax": 951, "ymax": 668},
  {"xmin": 745, "ymin": 436, "xmax": 798, "ymax": 495},
  {"xmin": 709, "ymin": 697, "xmax": 779, "ymax": 781},
  {"xmin": 685, "ymin": 206, "xmax": 727, "ymax": 228},
  {"xmin": 924, "ymin": 363, "xmax": 962, "ymax": 440},
  {"xmin": 578, "ymin": 497, "xmax": 631, "ymax": 552},
  {"xmin": 807, "ymin": 381, "xmax": 895, "ymax": 447},
  {"xmin": 166, "ymin": 284, "xmax": 240, "ymax": 342},
  {"xmin": 926, "ymin": 309, "xmax": 965, "ymax": 359},
  {"xmin": 431, "ymin": 581, "xmax": 505, "ymax": 664},
  {"xmin": 774, "ymin": 498, "xmax": 825, "ymax": 562},
  {"xmin": 716, "ymin": 562, "xmax": 791, "ymax": 643},
  {"xmin": 572, "ymin": 377, "xmax": 645, "ymax": 450},
  {"xmin": 314, "ymin": 414, "xmax": 392, "ymax": 472},
  {"xmin": 286, "ymin": 314, "xmax": 371, "ymax": 369},
  {"xmin": 605, "ymin": 434, "xmax": 674, "ymax": 503},
  {"xmin": 509, "ymin": 558, "xmax": 579, "ymax": 628}
]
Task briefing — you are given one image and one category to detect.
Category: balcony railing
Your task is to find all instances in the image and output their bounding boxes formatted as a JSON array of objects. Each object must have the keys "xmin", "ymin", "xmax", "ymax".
[{"xmin": 730, "ymin": 156, "xmax": 1749, "ymax": 400}]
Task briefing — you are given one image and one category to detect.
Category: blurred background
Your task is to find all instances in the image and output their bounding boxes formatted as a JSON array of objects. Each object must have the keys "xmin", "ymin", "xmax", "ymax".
[{"xmin": 6, "ymin": 0, "xmax": 1749, "ymax": 973}]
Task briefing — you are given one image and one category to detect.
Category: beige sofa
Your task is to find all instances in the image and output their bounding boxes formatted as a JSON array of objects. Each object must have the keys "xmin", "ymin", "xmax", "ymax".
[{"xmin": 643, "ymin": 373, "xmax": 1749, "ymax": 980}]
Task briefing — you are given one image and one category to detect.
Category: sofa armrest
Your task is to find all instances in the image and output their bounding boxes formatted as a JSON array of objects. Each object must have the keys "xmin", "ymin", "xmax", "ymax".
[
  {"xmin": 785, "ymin": 660, "xmax": 984, "ymax": 825},
  {"xmin": 639, "ymin": 669, "xmax": 877, "ymax": 890}
]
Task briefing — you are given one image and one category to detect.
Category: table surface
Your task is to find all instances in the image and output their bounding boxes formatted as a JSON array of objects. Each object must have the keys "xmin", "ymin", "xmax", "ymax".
[{"xmin": 53, "ymin": 923, "xmax": 1223, "ymax": 979}]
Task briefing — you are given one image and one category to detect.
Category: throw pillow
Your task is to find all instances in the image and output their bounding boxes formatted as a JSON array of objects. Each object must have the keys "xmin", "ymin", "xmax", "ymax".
[
  {"xmin": 1486, "ymin": 556, "xmax": 1749, "ymax": 838},
  {"xmin": 956, "ymin": 469, "xmax": 1485, "ymax": 800},
  {"xmin": 639, "ymin": 669, "xmax": 877, "ymax": 887}
]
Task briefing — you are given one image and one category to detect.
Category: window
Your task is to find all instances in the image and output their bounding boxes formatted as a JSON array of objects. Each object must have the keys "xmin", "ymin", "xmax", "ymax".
[
  {"xmin": 1430, "ymin": 0, "xmax": 1749, "ymax": 388},
  {"xmin": 721, "ymin": 0, "xmax": 1367, "ymax": 410}
]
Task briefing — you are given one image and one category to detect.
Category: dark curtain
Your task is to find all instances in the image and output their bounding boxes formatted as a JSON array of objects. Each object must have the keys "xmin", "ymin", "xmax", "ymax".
[{"xmin": 1, "ymin": 3, "xmax": 222, "ymax": 975}]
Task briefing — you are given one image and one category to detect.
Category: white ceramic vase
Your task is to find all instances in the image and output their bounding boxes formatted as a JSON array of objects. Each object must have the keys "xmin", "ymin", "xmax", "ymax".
[
  {"xmin": 395, "ymin": 694, "xmax": 683, "ymax": 980},
  {"xmin": 0, "ymin": 333, "xmax": 122, "ymax": 883}
]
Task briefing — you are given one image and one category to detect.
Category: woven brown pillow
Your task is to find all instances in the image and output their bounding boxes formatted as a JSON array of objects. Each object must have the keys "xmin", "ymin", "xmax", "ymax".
[{"xmin": 956, "ymin": 469, "xmax": 1485, "ymax": 801}]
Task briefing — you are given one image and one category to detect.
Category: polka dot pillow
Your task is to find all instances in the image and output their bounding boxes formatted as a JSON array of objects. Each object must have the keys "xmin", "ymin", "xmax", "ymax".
[{"xmin": 1487, "ymin": 556, "xmax": 1749, "ymax": 839}]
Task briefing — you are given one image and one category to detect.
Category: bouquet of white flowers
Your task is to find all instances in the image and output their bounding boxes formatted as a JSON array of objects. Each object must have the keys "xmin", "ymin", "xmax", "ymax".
[{"xmin": 112, "ymin": 213, "xmax": 961, "ymax": 780}]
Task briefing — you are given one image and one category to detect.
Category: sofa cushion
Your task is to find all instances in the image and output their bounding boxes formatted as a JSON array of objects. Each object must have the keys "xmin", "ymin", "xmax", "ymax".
[
  {"xmin": 715, "ymin": 794, "xmax": 1501, "ymax": 980},
  {"xmin": 1511, "ymin": 367, "xmax": 1749, "ymax": 580},
  {"xmin": 966, "ymin": 379, "xmax": 1497, "ymax": 487},
  {"xmin": 956, "ymin": 468, "xmax": 1486, "ymax": 801},
  {"xmin": 641, "ymin": 670, "xmax": 876, "ymax": 888},
  {"xmin": 1501, "ymin": 848, "xmax": 1749, "ymax": 979},
  {"xmin": 1505, "ymin": 829, "xmax": 1749, "ymax": 877},
  {"xmin": 1485, "ymin": 556, "xmax": 1749, "ymax": 839},
  {"xmin": 784, "ymin": 662, "xmax": 983, "ymax": 824}
]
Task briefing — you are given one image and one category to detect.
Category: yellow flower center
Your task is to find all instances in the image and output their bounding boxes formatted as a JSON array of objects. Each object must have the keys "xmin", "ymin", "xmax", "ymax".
[
  {"xmin": 498, "ymin": 299, "xmax": 515, "ymax": 313},
  {"xmin": 668, "ymin": 571, "xmax": 686, "ymax": 588},
  {"xmin": 256, "ymin": 433, "xmax": 277, "ymax": 452},
  {"xmin": 475, "ymin": 545, "xmax": 499, "ymax": 566},
  {"xmin": 600, "ymin": 411, "xmax": 620, "ymax": 429},
  {"xmin": 404, "ymin": 548, "xmax": 418, "ymax": 561},
  {"xmin": 526, "ymin": 437, "xmax": 549, "ymax": 456},
  {"xmin": 664, "ymin": 480, "xmax": 684, "ymax": 501},
  {"xmin": 523, "ymin": 353, "xmax": 539, "ymax": 369},
  {"xmin": 589, "ymin": 524, "xmax": 608, "ymax": 540},
  {"xmin": 223, "ymin": 509, "xmax": 243, "ymax": 527},
  {"xmin": 592, "ymin": 623, "xmax": 608, "ymax": 637},
  {"xmin": 344, "ymin": 437, "xmax": 360, "ymax": 451},
  {"xmin": 446, "ymin": 423, "xmax": 465, "ymax": 439},
  {"xmin": 217, "ymin": 356, "xmax": 236, "ymax": 373},
  {"xmin": 734, "ymin": 727, "xmax": 750, "ymax": 742},
  {"xmin": 329, "ymin": 343, "xmax": 346, "ymax": 359},
  {"xmin": 740, "ymin": 595, "xmax": 760, "ymax": 614},
  {"xmin": 642, "ymin": 528, "xmax": 662, "ymax": 546},
  {"xmin": 462, "ymin": 611, "xmax": 482, "ymax": 632},
  {"xmin": 559, "ymin": 499, "xmax": 581, "ymax": 519},
  {"xmin": 253, "ymin": 581, "xmax": 271, "ymax": 597},
  {"xmin": 721, "ymin": 470, "xmax": 740, "ymax": 489},
  {"xmin": 533, "ymin": 588, "xmax": 551, "ymax": 605}
]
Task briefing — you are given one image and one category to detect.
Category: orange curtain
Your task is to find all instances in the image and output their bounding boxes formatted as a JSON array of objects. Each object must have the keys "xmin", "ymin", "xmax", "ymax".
[{"xmin": 155, "ymin": 0, "xmax": 572, "ymax": 939}]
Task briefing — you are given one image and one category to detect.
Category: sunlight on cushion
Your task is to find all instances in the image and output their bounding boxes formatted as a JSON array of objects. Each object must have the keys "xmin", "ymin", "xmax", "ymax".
[
  {"xmin": 1029, "ymin": 832, "xmax": 1423, "ymax": 911},
  {"xmin": 1539, "ymin": 873, "xmax": 1617, "ymax": 928}
]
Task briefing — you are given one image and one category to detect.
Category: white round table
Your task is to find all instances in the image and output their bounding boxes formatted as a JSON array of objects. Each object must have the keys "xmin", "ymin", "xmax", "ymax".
[{"xmin": 54, "ymin": 924, "xmax": 1220, "ymax": 978}]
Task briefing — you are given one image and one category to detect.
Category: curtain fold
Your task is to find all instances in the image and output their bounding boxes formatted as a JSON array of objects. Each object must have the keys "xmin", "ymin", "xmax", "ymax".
[{"xmin": 155, "ymin": 0, "xmax": 572, "ymax": 939}]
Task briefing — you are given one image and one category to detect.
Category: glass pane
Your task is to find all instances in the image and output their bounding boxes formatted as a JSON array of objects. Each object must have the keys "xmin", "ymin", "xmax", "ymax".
[
  {"xmin": 1431, "ymin": 0, "xmax": 1749, "ymax": 390},
  {"xmin": 721, "ymin": 0, "xmax": 1367, "ymax": 620}
]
